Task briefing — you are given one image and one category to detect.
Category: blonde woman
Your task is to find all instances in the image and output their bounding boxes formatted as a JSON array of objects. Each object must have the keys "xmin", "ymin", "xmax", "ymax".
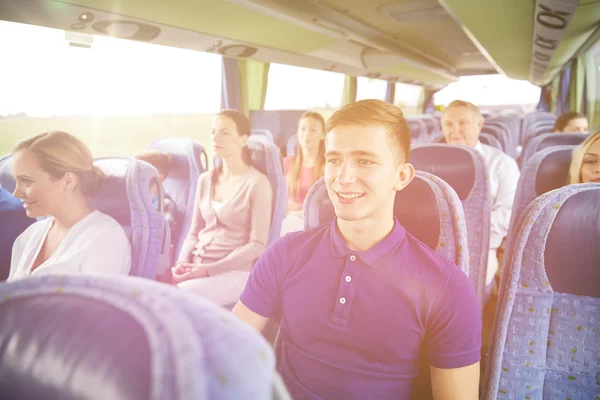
[
  {"xmin": 280, "ymin": 112, "xmax": 326, "ymax": 234},
  {"xmin": 568, "ymin": 130, "xmax": 600, "ymax": 184},
  {"xmin": 8, "ymin": 131, "xmax": 131, "ymax": 281}
]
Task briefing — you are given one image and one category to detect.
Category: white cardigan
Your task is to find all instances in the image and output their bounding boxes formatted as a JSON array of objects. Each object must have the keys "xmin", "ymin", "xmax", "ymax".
[{"xmin": 8, "ymin": 210, "xmax": 131, "ymax": 281}]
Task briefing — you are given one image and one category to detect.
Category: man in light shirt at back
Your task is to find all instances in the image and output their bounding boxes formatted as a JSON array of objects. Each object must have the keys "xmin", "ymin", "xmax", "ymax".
[{"xmin": 442, "ymin": 100, "xmax": 520, "ymax": 293}]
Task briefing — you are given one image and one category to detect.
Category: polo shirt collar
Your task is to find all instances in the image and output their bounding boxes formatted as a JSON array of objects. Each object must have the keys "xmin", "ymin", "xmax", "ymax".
[{"xmin": 330, "ymin": 218, "xmax": 406, "ymax": 267}]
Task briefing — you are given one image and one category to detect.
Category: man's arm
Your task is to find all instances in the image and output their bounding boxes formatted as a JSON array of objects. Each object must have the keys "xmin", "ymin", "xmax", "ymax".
[
  {"xmin": 430, "ymin": 362, "xmax": 480, "ymax": 400},
  {"xmin": 232, "ymin": 300, "xmax": 270, "ymax": 332}
]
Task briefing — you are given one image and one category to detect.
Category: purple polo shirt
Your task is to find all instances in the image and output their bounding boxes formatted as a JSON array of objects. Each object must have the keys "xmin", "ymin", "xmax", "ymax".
[{"xmin": 240, "ymin": 218, "xmax": 481, "ymax": 400}]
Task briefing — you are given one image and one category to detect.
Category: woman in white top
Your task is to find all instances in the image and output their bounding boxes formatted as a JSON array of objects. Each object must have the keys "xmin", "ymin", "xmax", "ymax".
[{"xmin": 8, "ymin": 131, "xmax": 131, "ymax": 281}]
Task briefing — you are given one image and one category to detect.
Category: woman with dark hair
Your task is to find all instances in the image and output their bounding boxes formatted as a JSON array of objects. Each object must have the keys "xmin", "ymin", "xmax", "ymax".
[
  {"xmin": 173, "ymin": 110, "xmax": 273, "ymax": 306},
  {"xmin": 552, "ymin": 111, "xmax": 589, "ymax": 133}
]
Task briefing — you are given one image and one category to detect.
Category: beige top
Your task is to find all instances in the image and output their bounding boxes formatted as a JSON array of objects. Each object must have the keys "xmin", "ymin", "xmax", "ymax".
[{"xmin": 177, "ymin": 166, "xmax": 273, "ymax": 276}]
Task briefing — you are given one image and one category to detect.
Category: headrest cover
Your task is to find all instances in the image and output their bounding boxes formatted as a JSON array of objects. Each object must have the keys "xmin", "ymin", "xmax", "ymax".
[
  {"xmin": 410, "ymin": 145, "xmax": 475, "ymax": 200},
  {"xmin": 93, "ymin": 158, "xmax": 134, "ymax": 227},
  {"xmin": 545, "ymin": 188, "xmax": 600, "ymax": 297},
  {"xmin": 538, "ymin": 133, "xmax": 588, "ymax": 152},
  {"xmin": 394, "ymin": 177, "xmax": 440, "ymax": 249},
  {"xmin": 0, "ymin": 155, "xmax": 15, "ymax": 193},
  {"xmin": 535, "ymin": 149, "xmax": 573, "ymax": 196},
  {"xmin": 0, "ymin": 294, "xmax": 151, "ymax": 400}
]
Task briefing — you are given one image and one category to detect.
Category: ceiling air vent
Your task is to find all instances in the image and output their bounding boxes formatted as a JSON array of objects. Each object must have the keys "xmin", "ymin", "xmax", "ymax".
[{"xmin": 378, "ymin": 1, "xmax": 448, "ymax": 23}]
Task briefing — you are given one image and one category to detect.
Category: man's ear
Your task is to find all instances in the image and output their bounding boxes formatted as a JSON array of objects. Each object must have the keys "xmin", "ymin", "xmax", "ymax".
[{"xmin": 394, "ymin": 163, "xmax": 415, "ymax": 191}]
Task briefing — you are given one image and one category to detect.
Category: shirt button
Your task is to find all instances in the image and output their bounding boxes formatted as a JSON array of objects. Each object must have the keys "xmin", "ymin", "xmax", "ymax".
[
  {"xmin": 339, "ymin": 297, "xmax": 346, "ymax": 304},
  {"xmin": 349, "ymin": 255, "xmax": 356, "ymax": 261},
  {"xmin": 345, "ymin": 276, "xmax": 352, "ymax": 283}
]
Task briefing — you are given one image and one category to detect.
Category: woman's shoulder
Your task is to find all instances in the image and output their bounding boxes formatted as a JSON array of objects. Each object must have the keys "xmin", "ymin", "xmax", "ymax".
[
  {"xmin": 88, "ymin": 211, "xmax": 129, "ymax": 238},
  {"xmin": 248, "ymin": 166, "xmax": 271, "ymax": 185}
]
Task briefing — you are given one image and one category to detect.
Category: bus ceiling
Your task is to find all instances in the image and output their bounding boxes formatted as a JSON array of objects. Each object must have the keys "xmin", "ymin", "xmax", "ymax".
[{"xmin": 0, "ymin": 0, "xmax": 599, "ymax": 88}]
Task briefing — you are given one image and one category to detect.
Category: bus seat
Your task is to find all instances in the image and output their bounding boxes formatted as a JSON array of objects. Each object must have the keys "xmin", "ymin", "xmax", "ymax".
[
  {"xmin": 410, "ymin": 144, "xmax": 492, "ymax": 305},
  {"xmin": 251, "ymin": 129, "xmax": 275, "ymax": 144},
  {"xmin": 303, "ymin": 172, "xmax": 470, "ymax": 276},
  {"xmin": 482, "ymin": 184, "xmax": 600, "ymax": 400},
  {"xmin": 482, "ymin": 125, "xmax": 509, "ymax": 154},
  {"xmin": 147, "ymin": 138, "xmax": 208, "ymax": 258},
  {"xmin": 0, "ymin": 155, "xmax": 15, "ymax": 192},
  {"xmin": 250, "ymin": 109, "xmax": 306, "ymax": 150},
  {"xmin": 519, "ymin": 132, "xmax": 588, "ymax": 167},
  {"xmin": 286, "ymin": 134, "xmax": 299, "ymax": 157},
  {"xmin": 0, "ymin": 274, "xmax": 280, "ymax": 400},
  {"xmin": 507, "ymin": 145, "xmax": 575, "ymax": 242},
  {"xmin": 406, "ymin": 118, "xmax": 428, "ymax": 144},
  {"xmin": 94, "ymin": 157, "xmax": 167, "ymax": 279},
  {"xmin": 215, "ymin": 137, "xmax": 286, "ymax": 246},
  {"xmin": 480, "ymin": 133, "xmax": 503, "ymax": 150}
]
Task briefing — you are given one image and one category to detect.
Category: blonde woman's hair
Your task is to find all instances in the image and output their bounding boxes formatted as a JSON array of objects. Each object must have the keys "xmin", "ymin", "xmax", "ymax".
[
  {"xmin": 13, "ymin": 131, "xmax": 104, "ymax": 198},
  {"xmin": 287, "ymin": 111, "xmax": 326, "ymax": 199},
  {"xmin": 568, "ymin": 130, "xmax": 600, "ymax": 184}
]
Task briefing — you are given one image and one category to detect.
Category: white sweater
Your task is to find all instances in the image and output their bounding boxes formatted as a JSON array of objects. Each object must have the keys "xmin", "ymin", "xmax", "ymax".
[{"xmin": 9, "ymin": 210, "xmax": 131, "ymax": 281}]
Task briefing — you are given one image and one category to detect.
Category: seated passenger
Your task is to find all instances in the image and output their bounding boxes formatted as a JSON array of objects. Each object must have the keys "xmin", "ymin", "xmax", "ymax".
[
  {"xmin": 8, "ymin": 131, "xmax": 131, "ymax": 281},
  {"xmin": 173, "ymin": 110, "xmax": 273, "ymax": 307},
  {"xmin": 233, "ymin": 100, "xmax": 481, "ymax": 400},
  {"xmin": 551, "ymin": 111, "xmax": 589, "ymax": 133},
  {"xmin": 281, "ymin": 111, "xmax": 326, "ymax": 234},
  {"xmin": 135, "ymin": 151, "xmax": 179, "ymax": 230},
  {"xmin": 442, "ymin": 100, "xmax": 520, "ymax": 288},
  {"xmin": 569, "ymin": 130, "xmax": 600, "ymax": 184},
  {"xmin": 0, "ymin": 187, "xmax": 34, "ymax": 281}
]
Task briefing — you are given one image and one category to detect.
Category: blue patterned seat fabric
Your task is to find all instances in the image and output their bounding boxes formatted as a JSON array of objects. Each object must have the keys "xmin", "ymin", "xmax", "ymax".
[
  {"xmin": 410, "ymin": 144, "xmax": 492, "ymax": 305},
  {"xmin": 0, "ymin": 274, "xmax": 280, "ymax": 399},
  {"xmin": 303, "ymin": 172, "xmax": 470, "ymax": 276},
  {"xmin": 482, "ymin": 183, "xmax": 600, "ymax": 400},
  {"xmin": 0, "ymin": 154, "xmax": 15, "ymax": 192},
  {"xmin": 147, "ymin": 138, "xmax": 208, "ymax": 257},
  {"xmin": 520, "ymin": 133, "xmax": 588, "ymax": 167},
  {"xmin": 93, "ymin": 157, "xmax": 166, "ymax": 279}
]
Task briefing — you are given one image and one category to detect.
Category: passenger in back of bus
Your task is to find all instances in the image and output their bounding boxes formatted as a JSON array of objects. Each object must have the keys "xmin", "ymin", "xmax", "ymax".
[
  {"xmin": 173, "ymin": 110, "xmax": 272, "ymax": 306},
  {"xmin": 0, "ymin": 187, "xmax": 34, "ymax": 281},
  {"xmin": 281, "ymin": 111, "xmax": 326, "ymax": 234},
  {"xmin": 234, "ymin": 100, "xmax": 481, "ymax": 400},
  {"xmin": 8, "ymin": 131, "xmax": 131, "ymax": 281},
  {"xmin": 552, "ymin": 111, "xmax": 589, "ymax": 133},
  {"xmin": 568, "ymin": 130, "xmax": 600, "ymax": 184},
  {"xmin": 135, "ymin": 151, "xmax": 179, "ymax": 230},
  {"xmin": 442, "ymin": 100, "xmax": 520, "ymax": 290}
]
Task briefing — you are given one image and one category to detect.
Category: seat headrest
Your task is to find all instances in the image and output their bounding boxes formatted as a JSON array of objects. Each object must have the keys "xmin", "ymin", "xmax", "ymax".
[
  {"xmin": 0, "ymin": 155, "xmax": 15, "ymax": 193},
  {"xmin": 250, "ymin": 109, "xmax": 306, "ymax": 149},
  {"xmin": 537, "ymin": 133, "xmax": 588, "ymax": 153},
  {"xmin": 406, "ymin": 120, "xmax": 424, "ymax": 139},
  {"xmin": 394, "ymin": 177, "xmax": 440, "ymax": 249},
  {"xmin": 310, "ymin": 176, "xmax": 441, "ymax": 250},
  {"xmin": 148, "ymin": 138, "xmax": 207, "ymax": 181},
  {"xmin": 93, "ymin": 158, "xmax": 137, "ymax": 227},
  {"xmin": 0, "ymin": 293, "xmax": 151, "ymax": 400},
  {"xmin": 410, "ymin": 145, "xmax": 476, "ymax": 200},
  {"xmin": 534, "ymin": 147, "xmax": 573, "ymax": 196},
  {"xmin": 545, "ymin": 186, "xmax": 600, "ymax": 297},
  {"xmin": 247, "ymin": 140, "xmax": 280, "ymax": 175}
]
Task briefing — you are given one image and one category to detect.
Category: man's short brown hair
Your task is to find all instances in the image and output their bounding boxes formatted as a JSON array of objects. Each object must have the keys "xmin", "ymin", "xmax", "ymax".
[{"xmin": 326, "ymin": 99, "xmax": 411, "ymax": 162}]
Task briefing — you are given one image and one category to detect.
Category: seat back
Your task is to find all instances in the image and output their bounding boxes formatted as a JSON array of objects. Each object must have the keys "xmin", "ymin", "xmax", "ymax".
[
  {"xmin": 147, "ymin": 138, "xmax": 208, "ymax": 257},
  {"xmin": 251, "ymin": 129, "xmax": 275, "ymax": 144},
  {"xmin": 508, "ymin": 146, "xmax": 575, "ymax": 240},
  {"xmin": 93, "ymin": 157, "xmax": 166, "ymax": 278},
  {"xmin": 406, "ymin": 118, "xmax": 428, "ymax": 143},
  {"xmin": 520, "ymin": 132, "xmax": 588, "ymax": 167},
  {"xmin": 0, "ymin": 274, "xmax": 280, "ymax": 400},
  {"xmin": 286, "ymin": 134, "xmax": 299, "ymax": 157},
  {"xmin": 480, "ymin": 133, "xmax": 503, "ymax": 150},
  {"xmin": 215, "ymin": 137, "xmax": 286, "ymax": 246},
  {"xmin": 303, "ymin": 172, "xmax": 469, "ymax": 275},
  {"xmin": 482, "ymin": 184, "xmax": 600, "ymax": 400},
  {"xmin": 250, "ymin": 109, "xmax": 306, "ymax": 150},
  {"xmin": 0, "ymin": 155, "xmax": 15, "ymax": 192},
  {"xmin": 410, "ymin": 144, "xmax": 492, "ymax": 304}
]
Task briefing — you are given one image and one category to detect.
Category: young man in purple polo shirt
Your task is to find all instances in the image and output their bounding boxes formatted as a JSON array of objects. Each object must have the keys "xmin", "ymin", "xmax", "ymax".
[{"xmin": 233, "ymin": 100, "xmax": 481, "ymax": 399}]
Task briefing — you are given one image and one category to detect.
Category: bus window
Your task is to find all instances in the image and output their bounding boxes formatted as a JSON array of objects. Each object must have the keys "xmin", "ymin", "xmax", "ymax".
[
  {"xmin": 356, "ymin": 77, "xmax": 387, "ymax": 101},
  {"xmin": 264, "ymin": 63, "xmax": 344, "ymax": 110},
  {"xmin": 395, "ymin": 82, "xmax": 424, "ymax": 115}
]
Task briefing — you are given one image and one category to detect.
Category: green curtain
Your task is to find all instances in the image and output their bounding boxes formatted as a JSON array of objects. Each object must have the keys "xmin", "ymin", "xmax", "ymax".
[
  {"xmin": 585, "ymin": 43, "xmax": 600, "ymax": 131},
  {"xmin": 550, "ymin": 74, "xmax": 561, "ymax": 114},
  {"xmin": 341, "ymin": 75, "xmax": 357, "ymax": 105},
  {"xmin": 237, "ymin": 59, "xmax": 270, "ymax": 115},
  {"xmin": 568, "ymin": 56, "xmax": 586, "ymax": 113}
]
